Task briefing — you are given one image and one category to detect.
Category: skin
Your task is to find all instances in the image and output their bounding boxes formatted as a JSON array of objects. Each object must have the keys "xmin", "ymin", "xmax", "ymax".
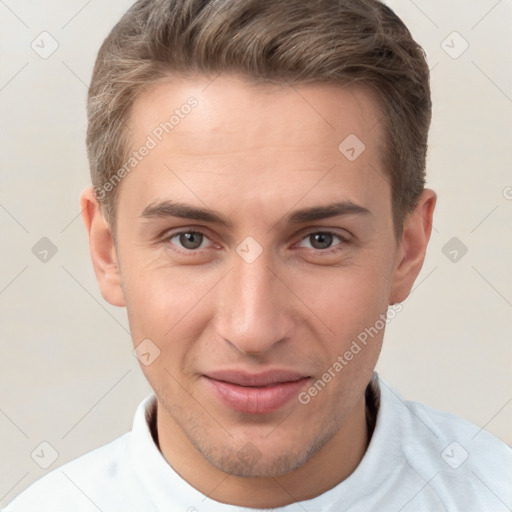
[{"xmin": 81, "ymin": 74, "xmax": 436, "ymax": 508}]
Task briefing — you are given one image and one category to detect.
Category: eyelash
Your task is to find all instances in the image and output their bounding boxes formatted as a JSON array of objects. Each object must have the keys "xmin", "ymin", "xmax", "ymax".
[{"xmin": 161, "ymin": 229, "xmax": 348, "ymax": 257}]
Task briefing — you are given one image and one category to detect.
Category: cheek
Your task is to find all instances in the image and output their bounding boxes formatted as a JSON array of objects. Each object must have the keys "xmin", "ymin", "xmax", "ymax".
[
  {"xmin": 120, "ymin": 260, "xmax": 174, "ymax": 342},
  {"xmin": 122, "ymin": 260, "xmax": 211, "ymax": 351},
  {"xmin": 300, "ymin": 267, "xmax": 390, "ymax": 392},
  {"xmin": 296, "ymin": 259, "xmax": 392, "ymax": 329},
  {"xmin": 293, "ymin": 264, "xmax": 392, "ymax": 382},
  {"xmin": 122, "ymin": 269, "xmax": 201, "ymax": 391}
]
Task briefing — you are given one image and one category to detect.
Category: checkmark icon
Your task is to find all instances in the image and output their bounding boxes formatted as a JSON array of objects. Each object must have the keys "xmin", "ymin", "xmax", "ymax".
[
  {"xmin": 31, "ymin": 31, "xmax": 59, "ymax": 59},
  {"xmin": 134, "ymin": 339, "xmax": 161, "ymax": 366},
  {"xmin": 32, "ymin": 237, "xmax": 58, "ymax": 263},
  {"xmin": 441, "ymin": 31, "xmax": 469, "ymax": 59},
  {"xmin": 441, "ymin": 441, "xmax": 469, "ymax": 469},
  {"xmin": 31, "ymin": 441, "xmax": 59, "ymax": 469},
  {"xmin": 442, "ymin": 237, "xmax": 468, "ymax": 263},
  {"xmin": 338, "ymin": 134, "xmax": 366, "ymax": 161},
  {"xmin": 236, "ymin": 236, "xmax": 263, "ymax": 263}
]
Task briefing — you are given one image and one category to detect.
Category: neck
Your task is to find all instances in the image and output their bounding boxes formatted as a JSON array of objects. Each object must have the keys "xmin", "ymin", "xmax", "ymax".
[{"xmin": 155, "ymin": 393, "xmax": 369, "ymax": 508}]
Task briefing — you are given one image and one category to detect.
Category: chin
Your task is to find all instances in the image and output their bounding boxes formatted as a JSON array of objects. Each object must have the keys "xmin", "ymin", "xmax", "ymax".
[
  {"xmin": 204, "ymin": 446, "xmax": 308, "ymax": 478},
  {"xmin": 193, "ymin": 425, "xmax": 340, "ymax": 478}
]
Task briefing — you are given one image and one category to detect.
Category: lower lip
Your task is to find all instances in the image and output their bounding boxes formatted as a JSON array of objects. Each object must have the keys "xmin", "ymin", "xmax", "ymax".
[{"xmin": 204, "ymin": 376, "xmax": 310, "ymax": 414}]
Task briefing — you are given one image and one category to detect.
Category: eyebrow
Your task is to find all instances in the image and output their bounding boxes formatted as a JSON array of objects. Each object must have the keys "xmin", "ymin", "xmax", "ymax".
[{"xmin": 140, "ymin": 199, "xmax": 371, "ymax": 228}]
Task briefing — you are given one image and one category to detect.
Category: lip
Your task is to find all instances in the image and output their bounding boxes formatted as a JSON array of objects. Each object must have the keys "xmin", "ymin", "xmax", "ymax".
[{"xmin": 203, "ymin": 369, "xmax": 310, "ymax": 414}]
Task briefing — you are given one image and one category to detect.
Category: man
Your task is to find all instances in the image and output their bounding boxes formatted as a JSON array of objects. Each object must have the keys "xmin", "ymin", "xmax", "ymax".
[{"xmin": 3, "ymin": 0, "xmax": 511, "ymax": 510}]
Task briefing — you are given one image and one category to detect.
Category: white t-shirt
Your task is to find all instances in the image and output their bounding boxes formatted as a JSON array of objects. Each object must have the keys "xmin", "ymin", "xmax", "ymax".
[{"xmin": 3, "ymin": 372, "xmax": 511, "ymax": 511}]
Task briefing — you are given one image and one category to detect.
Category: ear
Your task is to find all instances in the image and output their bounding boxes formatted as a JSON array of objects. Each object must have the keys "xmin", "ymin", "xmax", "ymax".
[
  {"xmin": 80, "ymin": 187, "xmax": 125, "ymax": 307},
  {"xmin": 389, "ymin": 188, "xmax": 437, "ymax": 304}
]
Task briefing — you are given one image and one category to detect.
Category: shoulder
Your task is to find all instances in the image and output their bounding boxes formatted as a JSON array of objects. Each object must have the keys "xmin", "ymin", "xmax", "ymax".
[
  {"xmin": 2, "ymin": 433, "xmax": 148, "ymax": 512},
  {"xmin": 405, "ymin": 394, "xmax": 512, "ymax": 471},
  {"xmin": 377, "ymin": 375, "xmax": 512, "ymax": 509}
]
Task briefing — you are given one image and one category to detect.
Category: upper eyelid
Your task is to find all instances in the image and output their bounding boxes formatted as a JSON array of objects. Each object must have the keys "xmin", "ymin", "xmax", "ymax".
[{"xmin": 297, "ymin": 231, "xmax": 346, "ymax": 244}]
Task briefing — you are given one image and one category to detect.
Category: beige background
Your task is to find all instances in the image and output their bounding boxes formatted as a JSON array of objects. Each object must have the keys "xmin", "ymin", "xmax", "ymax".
[{"xmin": 1, "ymin": 0, "xmax": 511, "ymax": 505}]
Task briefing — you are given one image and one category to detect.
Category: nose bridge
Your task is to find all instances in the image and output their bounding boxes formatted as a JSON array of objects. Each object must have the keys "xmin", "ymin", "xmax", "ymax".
[{"xmin": 216, "ymin": 246, "xmax": 292, "ymax": 355}]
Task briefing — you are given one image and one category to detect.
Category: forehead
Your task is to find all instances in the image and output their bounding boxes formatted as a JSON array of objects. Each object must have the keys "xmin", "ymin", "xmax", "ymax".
[
  {"xmin": 118, "ymin": 74, "xmax": 389, "ymax": 225},
  {"xmin": 128, "ymin": 74, "xmax": 384, "ymax": 157}
]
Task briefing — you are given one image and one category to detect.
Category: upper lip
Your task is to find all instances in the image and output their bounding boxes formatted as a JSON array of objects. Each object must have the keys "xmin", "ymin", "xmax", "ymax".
[{"xmin": 204, "ymin": 369, "xmax": 309, "ymax": 387}]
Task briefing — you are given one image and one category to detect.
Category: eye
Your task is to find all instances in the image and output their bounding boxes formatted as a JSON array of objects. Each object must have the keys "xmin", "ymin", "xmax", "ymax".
[
  {"xmin": 167, "ymin": 230, "xmax": 212, "ymax": 251},
  {"xmin": 297, "ymin": 231, "xmax": 347, "ymax": 253}
]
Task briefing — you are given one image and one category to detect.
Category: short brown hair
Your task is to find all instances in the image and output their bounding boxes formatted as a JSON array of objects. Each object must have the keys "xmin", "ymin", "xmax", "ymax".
[{"xmin": 86, "ymin": 0, "xmax": 431, "ymax": 238}]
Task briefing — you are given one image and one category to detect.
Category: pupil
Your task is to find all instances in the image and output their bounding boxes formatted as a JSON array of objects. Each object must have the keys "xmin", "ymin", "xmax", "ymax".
[
  {"xmin": 181, "ymin": 232, "xmax": 202, "ymax": 249},
  {"xmin": 312, "ymin": 233, "xmax": 332, "ymax": 249}
]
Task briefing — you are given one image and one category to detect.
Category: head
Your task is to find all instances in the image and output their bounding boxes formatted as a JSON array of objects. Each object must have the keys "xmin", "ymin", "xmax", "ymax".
[{"xmin": 81, "ymin": 0, "xmax": 436, "ymax": 482}]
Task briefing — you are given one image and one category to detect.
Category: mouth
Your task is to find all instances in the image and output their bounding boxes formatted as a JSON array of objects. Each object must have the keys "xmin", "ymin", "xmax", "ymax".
[{"xmin": 202, "ymin": 370, "xmax": 311, "ymax": 414}]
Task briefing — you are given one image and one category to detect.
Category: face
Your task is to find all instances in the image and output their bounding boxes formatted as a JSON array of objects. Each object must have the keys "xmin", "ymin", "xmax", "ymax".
[{"xmin": 86, "ymin": 74, "xmax": 431, "ymax": 480}]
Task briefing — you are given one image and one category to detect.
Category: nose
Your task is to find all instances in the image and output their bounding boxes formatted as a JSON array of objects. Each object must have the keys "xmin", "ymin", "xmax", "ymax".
[{"xmin": 215, "ymin": 248, "xmax": 294, "ymax": 356}]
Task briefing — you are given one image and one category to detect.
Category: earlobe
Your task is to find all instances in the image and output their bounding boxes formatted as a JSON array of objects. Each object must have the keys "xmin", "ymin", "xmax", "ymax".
[
  {"xmin": 389, "ymin": 189, "xmax": 437, "ymax": 304},
  {"xmin": 80, "ymin": 187, "xmax": 125, "ymax": 307}
]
